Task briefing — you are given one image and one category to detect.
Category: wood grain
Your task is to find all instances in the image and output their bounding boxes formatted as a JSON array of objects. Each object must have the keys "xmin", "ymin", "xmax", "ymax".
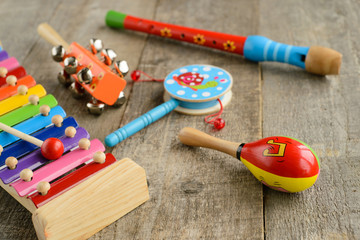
[
  {"xmin": 260, "ymin": 1, "xmax": 360, "ymax": 239},
  {"xmin": 1, "ymin": 0, "xmax": 358, "ymax": 239},
  {"xmin": 108, "ymin": 1, "xmax": 263, "ymax": 239},
  {"xmin": 32, "ymin": 158, "xmax": 149, "ymax": 240}
]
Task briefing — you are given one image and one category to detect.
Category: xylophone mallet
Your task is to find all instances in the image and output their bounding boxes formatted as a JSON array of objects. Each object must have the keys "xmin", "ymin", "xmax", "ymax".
[
  {"xmin": 0, "ymin": 118, "xmax": 64, "ymax": 160},
  {"xmin": 1, "ymin": 107, "xmax": 58, "ymax": 168}
]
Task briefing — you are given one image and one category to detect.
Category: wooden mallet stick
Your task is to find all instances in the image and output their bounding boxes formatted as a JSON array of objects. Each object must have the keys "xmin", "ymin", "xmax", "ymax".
[{"xmin": 0, "ymin": 122, "xmax": 64, "ymax": 160}]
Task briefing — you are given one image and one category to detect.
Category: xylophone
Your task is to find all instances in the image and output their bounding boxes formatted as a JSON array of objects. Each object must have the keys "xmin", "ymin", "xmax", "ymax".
[
  {"xmin": 37, "ymin": 23, "xmax": 129, "ymax": 115},
  {"xmin": 178, "ymin": 127, "xmax": 320, "ymax": 193},
  {"xmin": 0, "ymin": 45, "xmax": 149, "ymax": 239},
  {"xmin": 105, "ymin": 64, "xmax": 233, "ymax": 147},
  {"xmin": 105, "ymin": 10, "xmax": 342, "ymax": 76}
]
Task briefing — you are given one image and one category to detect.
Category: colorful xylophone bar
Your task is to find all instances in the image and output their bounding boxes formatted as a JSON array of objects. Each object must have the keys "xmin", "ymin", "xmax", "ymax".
[{"xmin": 0, "ymin": 45, "xmax": 149, "ymax": 239}]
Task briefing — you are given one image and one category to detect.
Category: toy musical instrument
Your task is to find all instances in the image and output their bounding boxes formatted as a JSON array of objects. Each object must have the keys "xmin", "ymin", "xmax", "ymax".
[
  {"xmin": 105, "ymin": 10, "xmax": 342, "ymax": 75},
  {"xmin": 37, "ymin": 23, "xmax": 129, "ymax": 114},
  {"xmin": 0, "ymin": 121, "xmax": 65, "ymax": 160},
  {"xmin": 105, "ymin": 64, "xmax": 233, "ymax": 147},
  {"xmin": 0, "ymin": 44, "xmax": 149, "ymax": 239},
  {"xmin": 178, "ymin": 127, "xmax": 320, "ymax": 193}
]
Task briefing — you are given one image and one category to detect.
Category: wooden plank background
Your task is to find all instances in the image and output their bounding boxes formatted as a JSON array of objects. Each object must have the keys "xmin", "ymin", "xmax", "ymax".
[{"xmin": 0, "ymin": 0, "xmax": 358, "ymax": 239}]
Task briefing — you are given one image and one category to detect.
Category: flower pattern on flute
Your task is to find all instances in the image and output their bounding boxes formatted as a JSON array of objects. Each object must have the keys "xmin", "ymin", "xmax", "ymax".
[
  {"xmin": 223, "ymin": 40, "xmax": 236, "ymax": 51},
  {"xmin": 193, "ymin": 34, "xmax": 206, "ymax": 45},
  {"xmin": 160, "ymin": 27, "xmax": 172, "ymax": 38}
]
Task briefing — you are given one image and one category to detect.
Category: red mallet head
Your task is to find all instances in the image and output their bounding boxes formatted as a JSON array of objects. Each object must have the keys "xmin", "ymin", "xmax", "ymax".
[{"xmin": 41, "ymin": 138, "xmax": 64, "ymax": 160}]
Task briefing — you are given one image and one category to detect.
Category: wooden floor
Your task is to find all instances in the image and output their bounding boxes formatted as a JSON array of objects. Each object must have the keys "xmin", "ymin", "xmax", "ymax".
[{"xmin": 0, "ymin": 0, "xmax": 359, "ymax": 239}]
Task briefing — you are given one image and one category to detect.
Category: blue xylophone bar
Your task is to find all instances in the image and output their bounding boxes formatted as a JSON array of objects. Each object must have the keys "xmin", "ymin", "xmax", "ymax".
[
  {"xmin": 0, "ymin": 117, "xmax": 79, "ymax": 167},
  {"xmin": 0, "ymin": 106, "xmax": 66, "ymax": 148}
]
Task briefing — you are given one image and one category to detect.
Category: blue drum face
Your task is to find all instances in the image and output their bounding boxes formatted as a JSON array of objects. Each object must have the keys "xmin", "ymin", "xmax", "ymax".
[{"xmin": 164, "ymin": 64, "xmax": 232, "ymax": 102}]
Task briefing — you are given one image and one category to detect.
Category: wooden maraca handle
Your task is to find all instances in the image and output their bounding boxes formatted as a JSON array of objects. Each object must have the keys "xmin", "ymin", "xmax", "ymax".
[
  {"xmin": 178, "ymin": 127, "xmax": 241, "ymax": 158},
  {"xmin": 37, "ymin": 23, "xmax": 70, "ymax": 49}
]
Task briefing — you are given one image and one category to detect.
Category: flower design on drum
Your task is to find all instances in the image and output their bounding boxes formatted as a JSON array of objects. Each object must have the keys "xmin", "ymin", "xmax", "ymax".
[
  {"xmin": 160, "ymin": 27, "xmax": 172, "ymax": 38},
  {"xmin": 193, "ymin": 34, "xmax": 206, "ymax": 45},
  {"xmin": 223, "ymin": 40, "xmax": 236, "ymax": 51}
]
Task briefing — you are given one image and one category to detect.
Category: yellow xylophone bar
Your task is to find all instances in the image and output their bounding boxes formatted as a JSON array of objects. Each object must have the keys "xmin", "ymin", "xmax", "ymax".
[{"xmin": 0, "ymin": 85, "xmax": 46, "ymax": 116}]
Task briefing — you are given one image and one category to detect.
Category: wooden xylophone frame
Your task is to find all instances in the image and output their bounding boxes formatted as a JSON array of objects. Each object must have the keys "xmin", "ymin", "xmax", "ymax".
[{"xmin": 0, "ymin": 47, "xmax": 149, "ymax": 239}]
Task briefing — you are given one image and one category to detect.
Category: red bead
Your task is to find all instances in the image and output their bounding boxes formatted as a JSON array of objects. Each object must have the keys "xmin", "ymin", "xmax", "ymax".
[
  {"xmin": 214, "ymin": 118, "xmax": 225, "ymax": 130},
  {"xmin": 41, "ymin": 138, "xmax": 64, "ymax": 160},
  {"xmin": 131, "ymin": 70, "xmax": 141, "ymax": 81}
]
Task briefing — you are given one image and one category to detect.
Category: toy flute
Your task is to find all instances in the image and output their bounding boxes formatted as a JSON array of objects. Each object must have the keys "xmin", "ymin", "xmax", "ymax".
[{"xmin": 105, "ymin": 10, "xmax": 342, "ymax": 75}]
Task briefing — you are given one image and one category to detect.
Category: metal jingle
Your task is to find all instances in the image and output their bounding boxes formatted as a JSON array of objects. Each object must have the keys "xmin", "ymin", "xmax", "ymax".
[
  {"xmin": 87, "ymin": 99, "xmax": 105, "ymax": 115},
  {"xmin": 89, "ymin": 38, "xmax": 103, "ymax": 54},
  {"xmin": 101, "ymin": 48, "xmax": 117, "ymax": 65},
  {"xmin": 112, "ymin": 91, "xmax": 126, "ymax": 108},
  {"xmin": 57, "ymin": 70, "xmax": 74, "ymax": 87},
  {"xmin": 70, "ymin": 82, "xmax": 85, "ymax": 99},
  {"xmin": 77, "ymin": 67, "xmax": 93, "ymax": 84},
  {"xmin": 51, "ymin": 45, "xmax": 65, "ymax": 62},
  {"xmin": 64, "ymin": 56, "xmax": 78, "ymax": 74},
  {"xmin": 114, "ymin": 60, "xmax": 129, "ymax": 77}
]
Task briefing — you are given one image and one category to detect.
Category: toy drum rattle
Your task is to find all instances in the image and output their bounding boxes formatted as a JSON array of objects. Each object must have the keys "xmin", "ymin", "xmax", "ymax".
[{"xmin": 105, "ymin": 64, "xmax": 233, "ymax": 147}]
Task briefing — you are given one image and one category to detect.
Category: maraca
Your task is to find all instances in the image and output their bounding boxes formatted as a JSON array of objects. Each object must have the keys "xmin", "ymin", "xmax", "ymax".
[{"xmin": 178, "ymin": 127, "xmax": 320, "ymax": 193}]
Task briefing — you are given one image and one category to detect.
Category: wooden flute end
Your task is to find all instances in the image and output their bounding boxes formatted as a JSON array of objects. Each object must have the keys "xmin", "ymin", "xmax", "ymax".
[{"xmin": 305, "ymin": 46, "xmax": 342, "ymax": 75}]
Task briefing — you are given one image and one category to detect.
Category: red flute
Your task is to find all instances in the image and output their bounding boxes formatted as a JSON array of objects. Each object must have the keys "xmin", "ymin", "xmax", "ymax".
[{"xmin": 106, "ymin": 10, "xmax": 341, "ymax": 75}]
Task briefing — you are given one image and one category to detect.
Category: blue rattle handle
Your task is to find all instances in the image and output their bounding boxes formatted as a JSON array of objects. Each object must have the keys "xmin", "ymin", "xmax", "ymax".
[
  {"xmin": 105, "ymin": 98, "xmax": 179, "ymax": 147},
  {"xmin": 244, "ymin": 36, "xmax": 309, "ymax": 69}
]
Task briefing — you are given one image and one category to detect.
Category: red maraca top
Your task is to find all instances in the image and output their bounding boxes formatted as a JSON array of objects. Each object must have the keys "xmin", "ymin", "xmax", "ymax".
[{"xmin": 240, "ymin": 136, "xmax": 320, "ymax": 178}]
